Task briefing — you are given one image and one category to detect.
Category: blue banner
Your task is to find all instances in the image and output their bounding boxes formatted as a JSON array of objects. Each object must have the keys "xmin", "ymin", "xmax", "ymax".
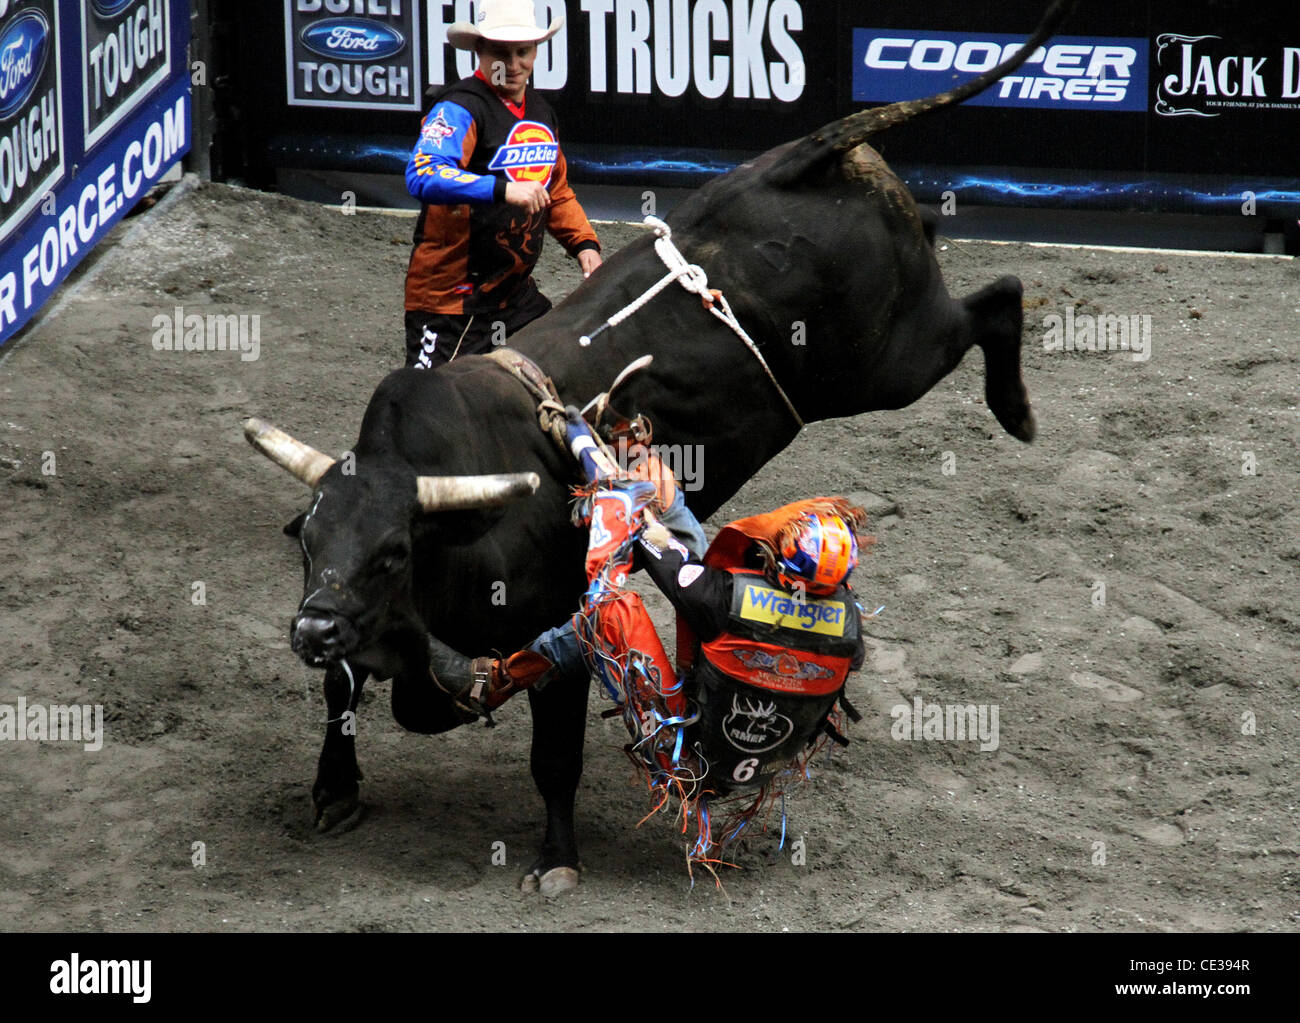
[
  {"xmin": 852, "ymin": 30, "xmax": 1149, "ymax": 113},
  {"xmin": 0, "ymin": 0, "xmax": 191, "ymax": 347}
]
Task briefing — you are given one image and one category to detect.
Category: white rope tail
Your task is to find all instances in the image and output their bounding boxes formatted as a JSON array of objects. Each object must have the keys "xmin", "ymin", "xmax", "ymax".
[{"xmin": 578, "ymin": 216, "xmax": 804, "ymax": 429}]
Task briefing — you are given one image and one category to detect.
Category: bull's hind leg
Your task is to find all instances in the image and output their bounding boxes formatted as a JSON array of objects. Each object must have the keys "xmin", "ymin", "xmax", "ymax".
[
  {"xmin": 966, "ymin": 275, "xmax": 1036, "ymax": 442},
  {"xmin": 521, "ymin": 668, "xmax": 590, "ymax": 896},
  {"xmin": 313, "ymin": 661, "xmax": 368, "ymax": 832}
]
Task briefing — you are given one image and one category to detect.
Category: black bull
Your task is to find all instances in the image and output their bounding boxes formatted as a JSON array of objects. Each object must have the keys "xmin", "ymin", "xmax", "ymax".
[{"xmin": 246, "ymin": 1, "xmax": 1073, "ymax": 892}]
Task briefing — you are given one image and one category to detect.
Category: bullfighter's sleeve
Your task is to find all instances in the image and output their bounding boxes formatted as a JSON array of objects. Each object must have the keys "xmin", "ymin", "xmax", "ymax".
[
  {"xmin": 546, "ymin": 149, "xmax": 601, "ymax": 257},
  {"xmin": 406, "ymin": 102, "xmax": 507, "ymax": 206}
]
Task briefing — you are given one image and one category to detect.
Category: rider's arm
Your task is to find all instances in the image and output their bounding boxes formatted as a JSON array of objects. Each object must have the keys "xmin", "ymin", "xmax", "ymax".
[
  {"xmin": 633, "ymin": 528, "xmax": 730, "ymax": 642},
  {"xmin": 848, "ymin": 591, "xmax": 866, "ymax": 670}
]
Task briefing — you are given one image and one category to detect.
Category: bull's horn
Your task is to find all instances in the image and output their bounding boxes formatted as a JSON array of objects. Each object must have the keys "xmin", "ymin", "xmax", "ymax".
[
  {"xmin": 243, "ymin": 417, "xmax": 336, "ymax": 488},
  {"xmin": 416, "ymin": 472, "xmax": 541, "ymax": 512}
]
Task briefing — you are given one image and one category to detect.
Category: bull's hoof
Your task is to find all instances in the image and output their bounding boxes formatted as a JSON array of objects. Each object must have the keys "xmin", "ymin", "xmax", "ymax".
[
  {"xmin": 1007, "ymin": 410, "xmax": 1036, "ymax": 444},
  {"xmin": 986, "ymin": 387, "xmax": 1036, "ymax": 444},
  {"xmin": 313, "ymin": 791, "xmax": 365, "ymax": 834},
  {"xmin": 520, "ymin": 865, "xmax": 581, "ymax": 896}
]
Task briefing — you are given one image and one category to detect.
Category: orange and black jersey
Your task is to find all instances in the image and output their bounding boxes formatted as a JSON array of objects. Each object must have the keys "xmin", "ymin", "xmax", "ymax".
[
  {"xmin": 404, "ymin": 73, "xmax": 600, "ymax": 316},
  {"xmin": 634, "ymin": 530, "xmax": 866, "ymax": 676}
]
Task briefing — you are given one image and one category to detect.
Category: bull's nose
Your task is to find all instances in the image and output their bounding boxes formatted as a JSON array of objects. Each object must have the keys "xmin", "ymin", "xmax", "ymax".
[{"xmin": 292, "ymin": 614, "xmax": 345, "ymax": 664}]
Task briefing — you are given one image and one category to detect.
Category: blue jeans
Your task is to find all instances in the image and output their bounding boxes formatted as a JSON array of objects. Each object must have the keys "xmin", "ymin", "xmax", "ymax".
[
  {"xmin": 657, "ymin": 488, "xmax": 708, "ymax": 561},
  {"xmin": 528, "ymin": 490, "xmax": 706, "ymax": 676}
]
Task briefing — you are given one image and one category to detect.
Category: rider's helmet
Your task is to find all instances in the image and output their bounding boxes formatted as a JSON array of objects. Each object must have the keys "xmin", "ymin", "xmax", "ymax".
[{"xmin": 774, "ymin": 512, "xmax": 858, "ymax": 596}]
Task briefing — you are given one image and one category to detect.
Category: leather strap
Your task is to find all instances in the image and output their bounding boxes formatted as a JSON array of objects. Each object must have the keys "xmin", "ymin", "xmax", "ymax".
[{"xmin": 482, "ymin": 348, "xmax": 572, "ymax": 455}]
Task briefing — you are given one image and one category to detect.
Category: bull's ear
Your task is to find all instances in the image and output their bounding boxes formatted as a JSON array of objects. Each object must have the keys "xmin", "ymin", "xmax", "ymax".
[{"xmin": 283, "ymin": 511, "xmax": 307, "ymax": 538}]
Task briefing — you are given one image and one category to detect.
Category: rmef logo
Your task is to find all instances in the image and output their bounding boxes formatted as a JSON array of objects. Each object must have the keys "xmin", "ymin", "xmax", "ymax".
[
  {"xmin": 487, "ymin": 120, "xmax": 558, "ymax": 185},
  {"xmin": 853, "ymin": 30, "xmax": 1148, "ymax": 112},
  {"xmin": 0, "ymin": 9, "xmax": 51, "ymax": 120}
]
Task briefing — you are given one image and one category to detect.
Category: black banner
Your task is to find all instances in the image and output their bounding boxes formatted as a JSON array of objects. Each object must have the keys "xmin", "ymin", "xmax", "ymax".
[
  {"xmin": 80, "ymin": 0, "xmax": 172, "ymax": 149},
  {"xmin": 285, "ymin": 0, "xmax": 423, "ymax": 111},
  {"xmin": 0, "ymin": 0, "xmax": 63, "ymax": 243},
  {"xmin": 0, "ymin": 932, "xmax": 1287, "ymax": 1010},
  {"xmin": 221, "ymin": 0, "xmax": 1299, "ymax": 213}
]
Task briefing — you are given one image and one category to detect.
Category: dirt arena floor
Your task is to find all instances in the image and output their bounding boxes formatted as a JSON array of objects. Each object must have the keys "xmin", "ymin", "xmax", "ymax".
[{"xmin": 1, "ymin": 180, "xmax": 1296, "ymax": 932}]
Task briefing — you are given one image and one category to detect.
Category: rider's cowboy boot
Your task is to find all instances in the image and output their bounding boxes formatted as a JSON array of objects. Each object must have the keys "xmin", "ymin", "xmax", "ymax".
[{"xmin": 426, "ymin": 635, "xmax": 558, "ymax": 724}]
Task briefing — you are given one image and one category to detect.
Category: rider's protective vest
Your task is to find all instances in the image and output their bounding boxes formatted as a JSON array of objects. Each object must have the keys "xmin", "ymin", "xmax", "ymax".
[{"xmin": 692, "ymin": 568, "xmax": 860, "ymax": 791}]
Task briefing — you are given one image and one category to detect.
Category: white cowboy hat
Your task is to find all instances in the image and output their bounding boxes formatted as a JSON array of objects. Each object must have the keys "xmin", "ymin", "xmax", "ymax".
[{"xmin": 447, "ymin": 0, "xmax": 564, "ymax": 50}]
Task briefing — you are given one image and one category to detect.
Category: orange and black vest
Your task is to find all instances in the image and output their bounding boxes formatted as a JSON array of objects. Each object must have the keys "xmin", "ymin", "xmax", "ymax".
[
  {"xmin": 700, "ymin": 568, "xmax": 859, "ymax": 695},
  {"xmin": 405, "ymin": 75, "xmax": 598, "ymax": 316},
  {"xmin": 691, "ymin": 568, "xmax": 860, "ymax": 790}
]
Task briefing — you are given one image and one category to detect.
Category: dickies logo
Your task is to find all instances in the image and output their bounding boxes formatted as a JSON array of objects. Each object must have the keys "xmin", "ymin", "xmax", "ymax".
[{"xmin": 487, "ymin": 121, "xmax": 558, "ymax": 185}]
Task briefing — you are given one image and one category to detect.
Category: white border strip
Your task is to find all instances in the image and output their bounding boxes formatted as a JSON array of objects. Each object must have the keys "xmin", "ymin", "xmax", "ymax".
[{"xmin": 945, "ymin": 238, "xmax": 1294, "ymax": 261}]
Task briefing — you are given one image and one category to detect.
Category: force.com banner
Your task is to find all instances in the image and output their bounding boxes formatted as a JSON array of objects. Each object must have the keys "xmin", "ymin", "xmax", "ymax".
[{"xmin": 0, "ymin": 0, "xmax": 189, "ymax": 347}]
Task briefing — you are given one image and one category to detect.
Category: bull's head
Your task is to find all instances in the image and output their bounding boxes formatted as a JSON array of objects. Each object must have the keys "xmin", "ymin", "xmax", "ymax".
[{"xmin": 243, "ymin": 418, "xmax": 538, "ymax": 673}]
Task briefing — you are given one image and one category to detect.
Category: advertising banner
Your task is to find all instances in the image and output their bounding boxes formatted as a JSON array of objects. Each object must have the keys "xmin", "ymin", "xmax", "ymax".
[
  {"xmin": 218, "ymin": 2, "xmax": 1300, "ymax": 219},
  {"xmin": 852, "ymin": 31, "xmax": 1148, "ymax": 112},
  {"xmin": 0, "ymin": 1, "xmax": 64, "ymax": 252},
  {"xmin": 0, "ymin": 0, "xmax": 190, "ymax": 348},
  {"xmin": 284, "ymin": 0, "xmax": 423, "ymax": 111}
]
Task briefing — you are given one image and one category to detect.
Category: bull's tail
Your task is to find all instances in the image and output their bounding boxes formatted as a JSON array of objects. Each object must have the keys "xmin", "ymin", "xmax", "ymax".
[{"xmin": 766, "ymin": 0, "xmax": 1078, "ymax": 186}]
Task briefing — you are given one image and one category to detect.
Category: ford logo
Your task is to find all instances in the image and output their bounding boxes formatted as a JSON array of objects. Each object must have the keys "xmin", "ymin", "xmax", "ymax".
[
  {"xmin": 0, "ymin": 10, "xmax": 50, "ymax": 122},
  {"xmin": 90, "ymin": 0, "xmax": 136, "ymax": 17},
  {"xmin": 300, "ymin": 19, "xmax": 405, "ymax": 62}
]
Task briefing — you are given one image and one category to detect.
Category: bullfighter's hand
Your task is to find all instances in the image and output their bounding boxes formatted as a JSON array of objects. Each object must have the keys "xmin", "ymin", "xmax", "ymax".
[
  {"xmin": 505, "ymin": 180, "xmax": 551, "ymax": 214},
  {"xmin": 577, "ymin": 249, "xmax": 603, "ymax": 278}
]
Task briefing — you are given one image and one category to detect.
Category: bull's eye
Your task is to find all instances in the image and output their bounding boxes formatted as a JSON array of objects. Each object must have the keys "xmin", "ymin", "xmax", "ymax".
[{"xmin": 376, "ymin": 543, "xmax": 410, "ymax": 575}]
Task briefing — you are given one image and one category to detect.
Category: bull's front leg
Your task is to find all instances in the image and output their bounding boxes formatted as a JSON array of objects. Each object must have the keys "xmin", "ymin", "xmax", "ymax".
[
  {"xmin": 312, "ymin": 660, "xmax": 368, "ymax": 831},
  {"xmin": 521, "ymin": 667, "xmax": 590, "ymax": 896}
]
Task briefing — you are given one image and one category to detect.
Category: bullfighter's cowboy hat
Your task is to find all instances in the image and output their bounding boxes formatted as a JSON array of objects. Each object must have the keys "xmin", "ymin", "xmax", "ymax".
[{"xmin": 447, "ymin": 0, "xmax": 564, "ymax": 50}]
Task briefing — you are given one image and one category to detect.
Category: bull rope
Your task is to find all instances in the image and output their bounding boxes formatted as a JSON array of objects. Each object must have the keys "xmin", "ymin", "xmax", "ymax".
[{"xmin": 578, "ymin": 217, "xmax": 806, "ymax": 430}]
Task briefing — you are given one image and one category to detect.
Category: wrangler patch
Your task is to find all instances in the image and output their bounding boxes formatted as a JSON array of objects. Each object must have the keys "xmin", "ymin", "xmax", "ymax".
[{"xmin": 739, "ymin": 584, "xmax": 847, "ymax": 636}]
